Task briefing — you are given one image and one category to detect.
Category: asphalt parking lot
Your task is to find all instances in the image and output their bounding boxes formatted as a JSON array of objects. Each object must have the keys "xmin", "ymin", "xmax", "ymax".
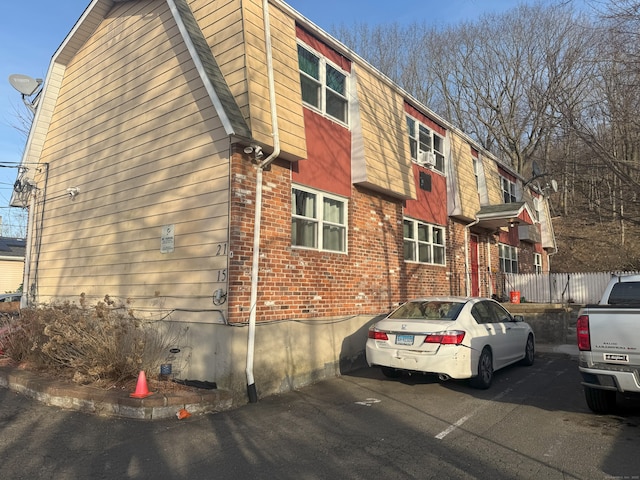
[{"xmin": 1, "ymin": 349, "xmax": 639, "ymax": 479}]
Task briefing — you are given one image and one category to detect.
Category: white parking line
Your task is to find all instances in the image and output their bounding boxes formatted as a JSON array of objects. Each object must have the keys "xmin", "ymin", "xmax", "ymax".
[
  {"xmin": 435, "ymin": 388, "xmax": 512, "ymax": 440},
  {"xmin": 435, "ymin": 414, "xmax": 471, "ymax": 439}
]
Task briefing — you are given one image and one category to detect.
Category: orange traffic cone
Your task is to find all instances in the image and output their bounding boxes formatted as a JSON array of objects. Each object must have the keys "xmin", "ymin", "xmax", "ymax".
[{"xmin": 130, "ymin": 370, "xmax": 153, "ymax": 398}]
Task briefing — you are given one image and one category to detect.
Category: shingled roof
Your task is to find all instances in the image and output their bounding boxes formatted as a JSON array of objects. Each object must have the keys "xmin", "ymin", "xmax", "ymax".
[{"xmin": 0, "ymin": 237, "xmax": 26, "ymax": 259}]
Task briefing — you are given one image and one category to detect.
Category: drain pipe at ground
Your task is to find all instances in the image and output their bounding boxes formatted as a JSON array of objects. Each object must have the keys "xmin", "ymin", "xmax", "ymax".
[{"xmin": 246, "ymin": 0, "xmax": 280, "ymax": 403}]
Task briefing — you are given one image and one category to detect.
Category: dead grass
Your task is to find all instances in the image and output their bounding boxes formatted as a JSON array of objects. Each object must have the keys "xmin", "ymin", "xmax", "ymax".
[{"xmin": 551, "ymin": 217, "xmax": 640, "ymax": 272}]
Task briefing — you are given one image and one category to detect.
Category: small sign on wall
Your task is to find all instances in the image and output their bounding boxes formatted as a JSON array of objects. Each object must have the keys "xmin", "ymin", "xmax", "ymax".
[{"xmin": 161, "ymin": 224, "xmax": 175, "ymax": 253}]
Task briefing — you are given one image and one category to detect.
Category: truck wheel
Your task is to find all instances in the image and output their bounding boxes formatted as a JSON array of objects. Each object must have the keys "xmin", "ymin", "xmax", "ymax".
[
  {"xmin": 381, "ymin": 366, "xmax": 402, "ymax": 378},
  {"xmin": 520, "ymin": 334, "xmax": 535, "ymax": 366},
  {"xmin": 470, "ymin": 348, "xmax": 493, "ymax": 389},
  {"xmin": 584, "ymin": 386, "xmax": 616, "ymax": 414}
]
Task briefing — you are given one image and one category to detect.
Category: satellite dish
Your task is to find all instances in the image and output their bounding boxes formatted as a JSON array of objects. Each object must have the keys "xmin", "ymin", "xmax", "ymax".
[{"xmin": 8, "ymin": 74, "xmax": 42, "ymax": 96}]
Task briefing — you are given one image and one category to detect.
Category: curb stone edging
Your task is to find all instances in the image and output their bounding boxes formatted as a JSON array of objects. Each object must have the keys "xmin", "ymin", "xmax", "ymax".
[{"xmin": 0, "ymin": 366, "xmax": 233, "ymax": 420}]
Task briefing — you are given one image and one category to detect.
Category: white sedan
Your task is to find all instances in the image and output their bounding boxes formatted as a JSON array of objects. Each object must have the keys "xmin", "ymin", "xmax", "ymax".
[{"xmin": 365, "ymin": 297, "xmax": 535, "ymax": 389}]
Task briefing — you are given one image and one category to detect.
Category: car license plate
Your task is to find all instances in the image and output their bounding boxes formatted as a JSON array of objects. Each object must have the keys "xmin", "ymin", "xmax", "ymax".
[
  {"xmin": 396, "ymin": 334, "xmax": 414, "ymax": 346},
  {"xmin": 604, "ymin": 353, "xmax": 629, "ymax": 363}
]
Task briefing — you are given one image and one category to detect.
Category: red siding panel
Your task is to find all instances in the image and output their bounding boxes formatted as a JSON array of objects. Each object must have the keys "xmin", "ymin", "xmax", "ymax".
[
  {"xmin": 292, "ymin": 109, "xmax": 351, "ymax": 197},
  {"xmin": 403, "ymin": 165, "xmax": 448, "ymax": 225}
]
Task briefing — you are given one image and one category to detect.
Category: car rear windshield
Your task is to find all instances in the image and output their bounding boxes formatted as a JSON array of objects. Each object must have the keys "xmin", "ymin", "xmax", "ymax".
[
  {"xmin": 389, "ymin": 301, "xmax": 464, "ymax": 320},
  {"xmin": 608, "ymin": 282, "xmax": 640, "ymax": 305}
]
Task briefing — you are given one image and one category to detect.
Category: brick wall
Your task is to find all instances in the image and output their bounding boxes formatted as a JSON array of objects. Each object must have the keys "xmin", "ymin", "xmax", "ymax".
[
  {"xmin": 228, "ymin": 149, "xmax": 452, "ymax": 323},
  {"xmin": 227, "ymin": 149, "xmax": 550, "ymax": 323}
]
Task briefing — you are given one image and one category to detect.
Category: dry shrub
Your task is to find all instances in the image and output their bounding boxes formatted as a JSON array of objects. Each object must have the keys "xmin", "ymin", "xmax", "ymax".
[
  {"xmin": 0, "ymin": 309, "xmax": 49, "ymax": 367},
  {"xmin": 0, "ymin": 294, "xmax": 186, "ymax": 387}
]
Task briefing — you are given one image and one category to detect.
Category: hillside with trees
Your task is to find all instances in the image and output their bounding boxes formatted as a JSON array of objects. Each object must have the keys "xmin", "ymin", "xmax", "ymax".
[{"xmin": 332, "ymin": 0, "xmax": 640, "ymax": 273}]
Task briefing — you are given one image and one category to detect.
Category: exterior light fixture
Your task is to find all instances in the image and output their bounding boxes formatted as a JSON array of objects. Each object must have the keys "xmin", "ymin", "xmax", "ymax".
[
  {"xmin": 66, "ymin": 187, "xmax": 80, "ymax": 199},
  {"xmin": 243, "ymin": 145, "xmax": 264, "ymax": 159}
]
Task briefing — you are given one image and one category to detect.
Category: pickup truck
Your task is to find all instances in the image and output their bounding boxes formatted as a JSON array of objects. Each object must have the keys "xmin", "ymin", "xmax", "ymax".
[{"xmin": 577, "ymin": 274, "xmax": 640, "ymax": 413}]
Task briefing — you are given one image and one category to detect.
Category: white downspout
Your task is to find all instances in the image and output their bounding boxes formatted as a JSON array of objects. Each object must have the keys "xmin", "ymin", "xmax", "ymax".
[
  {"xmin": 246, "ymin": 0, "xmax": 281, "ymax": 403},
  {"xmin": 464, "ymin": 218, "xmax": 479, "ymax": 297},
  {"xmin": 487, "ymin": 236, "xmax": 494, "ymax": 298}
]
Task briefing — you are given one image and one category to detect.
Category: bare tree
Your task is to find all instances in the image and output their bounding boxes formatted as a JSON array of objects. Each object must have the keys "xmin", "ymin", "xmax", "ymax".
[
  {"xmin": 559, "ymin": 0, "xmax": 640, "ymax": 234},
  {"xmin": 336, "ymin": 4, "xmax": 594, "ymax": 178},
  {"xmin": 334, "ymin": 22, "xmax": 440, "ymax": 108},
  {"xmin": 1, "ymin": 99, "xmax": 34, "ymax": 238},
  {"xmin": 429, "ymin": 4, "xmax": 595, "ymax": 176}
]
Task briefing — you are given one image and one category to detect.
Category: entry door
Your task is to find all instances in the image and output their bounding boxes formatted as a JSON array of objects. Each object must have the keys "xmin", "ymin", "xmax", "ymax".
[{"xmin": 470, "ymin": 234, "xmax": 480, "ymax": 296}]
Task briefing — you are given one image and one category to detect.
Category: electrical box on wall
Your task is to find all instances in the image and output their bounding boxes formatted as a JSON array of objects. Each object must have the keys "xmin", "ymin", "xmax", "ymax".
[{"xmin": 419, "ymin": 171, "xmax": 432, "ymax": 192}]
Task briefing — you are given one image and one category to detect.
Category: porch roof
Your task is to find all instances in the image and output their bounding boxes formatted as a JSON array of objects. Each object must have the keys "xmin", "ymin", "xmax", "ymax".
[{"xmin": 474, "ymin": 202, "xmax": 535, "ymax": 230}]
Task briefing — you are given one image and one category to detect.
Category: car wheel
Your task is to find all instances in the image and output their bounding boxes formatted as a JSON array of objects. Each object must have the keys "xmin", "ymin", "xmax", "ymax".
[
  {"xmin": 470, "ymin": 348, "xmax": 493, "ymax": 389},
  {"xmin": 584, "ymin": 386, "xmax": 616, "ymax": 414},
  {"xmin": 381, "ymin": 366, "xmax": 402, "ymax": 378},
  {"xmin": 520, "ymin": 334, "xmax": 535, "ymax": 366}
]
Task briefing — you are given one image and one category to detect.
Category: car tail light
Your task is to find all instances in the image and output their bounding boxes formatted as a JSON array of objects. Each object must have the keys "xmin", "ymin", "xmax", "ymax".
[
  {"xmin": 368, "ymin": 329, "xmax": 388, "ymax": 341},
  {"xmin": 425, "ymin": 330, "xmax": 465, "ymax": 345},
  {"xmin": 576, "ymin": 314, "xmax": 591, "ymax": 351}
]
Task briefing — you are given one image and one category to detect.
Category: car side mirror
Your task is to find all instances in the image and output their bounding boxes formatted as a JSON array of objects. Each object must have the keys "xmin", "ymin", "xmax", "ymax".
[{"xmin": 513, "ymin": 314, "xmax": 524, "ymax": 323}]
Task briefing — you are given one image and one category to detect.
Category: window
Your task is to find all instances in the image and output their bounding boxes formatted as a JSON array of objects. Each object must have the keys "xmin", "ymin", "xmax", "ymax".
[
  {"xmin": 473, "ymin": 158, "xmax": 479, "ymax": 188},
  {"xmin": 499, "ymin": 244, "xmax": 518, "ymax": 273},
  {"xmin": 501, "ymin": 176, "xmax": 517, "ymax": 203},
  {"xmin": 403, "ymin": 218, "xmax": 445, "ymax": 265},
  {"xmin": 298, "ymin": 44, "xmax": 348, "ymax": 124},
  {"xmin": 292, "ymin": 186, "xmax": 347, "ymax": 252},
  {"xmin": 534, "ymin": 253, "xmax": 542, "ymax": 273},
  {"xmin": 406, "ymin": 116, "xmax": 445, "ymax": 173},
  {"xmin": 471, "ymin": 302, "xmax": 495, "ymax": 324}
]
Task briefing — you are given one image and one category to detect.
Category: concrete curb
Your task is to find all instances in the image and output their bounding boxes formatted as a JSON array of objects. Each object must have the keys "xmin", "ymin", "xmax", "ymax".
[
  {"xmin": 0, "ymin": 366, "xmax": 233, "ymax": 420},
  {"xmin": 0, "ymin": 344, "xmax": 578, "ymax": 419}
]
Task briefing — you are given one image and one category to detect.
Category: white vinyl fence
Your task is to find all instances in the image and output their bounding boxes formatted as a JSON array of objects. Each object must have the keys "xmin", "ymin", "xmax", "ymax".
[{"xmin": 502, "ymin": 271, "xmax": 640, "ymax": 305}]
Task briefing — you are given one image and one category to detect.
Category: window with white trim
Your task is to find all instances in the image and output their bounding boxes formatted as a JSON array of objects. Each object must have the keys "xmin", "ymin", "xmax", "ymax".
[
  {"xmin": 501, "ymin": 176, "xmax": 517, "ymax": 203},
  {"xmin": 406, "ymin": 115, "xmax": 445, "ymax": 173},
  {"xmin": 403, "ymin": 218, "xmax": 446, "ymax": 265},
  {"xmin": 298, "ymin": 43, "xmax": 349, "ymax": 124},
  {"xmin": 292, "ymin": 186, "xmax": 347, "ymax": 252},
  {"xmin": 499, "ymin": 244, "xmax": 518, "ymax": 273},
  {"xmin": 534, "ymin": 253, "xmax": 542, "ymax": 273}
]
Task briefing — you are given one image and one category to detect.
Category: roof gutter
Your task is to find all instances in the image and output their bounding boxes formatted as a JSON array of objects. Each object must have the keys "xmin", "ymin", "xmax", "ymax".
[
  {"xmin": 246, "ymin": 0, "xmax": 281, "ymax": 403},
  {"xmin": 0, "ymin": 256, "xmax": 25, "ymax": 262}
]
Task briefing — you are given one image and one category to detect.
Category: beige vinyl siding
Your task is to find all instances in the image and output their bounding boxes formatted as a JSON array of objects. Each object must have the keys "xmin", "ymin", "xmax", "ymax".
[
  {"xmin": 242, "ymin": 0, "xmax": 306, "ymax": 159},
  {"xmin": 31, "ymin": 0, "xmax": 231, "ymax": 322},
  {"xmin": 482, "ymin": 158, "xmax": 505, "ymax": 205},
  {"xmin": 190, "ymin": 0, "xmax": 250, "ymax": 125},
  {"xmin": 450, "ymin": 133, "xmax": 480, "ymax": 220},
  {"xmin": 351, "ymin": 66, "xmax": 415, "ymax": 199},
  {"xmin": 191, "ymin": 0, "xmax": 306, "ymax": 161},
  {"xmin": 0, "ymin": 260, "xmax": 24, "ymax": 293}
]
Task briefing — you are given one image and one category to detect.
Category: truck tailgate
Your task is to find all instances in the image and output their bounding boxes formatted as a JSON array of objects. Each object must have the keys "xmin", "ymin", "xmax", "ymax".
[{"xmin": 587, "ymin": 307, "xmax": 640, "ymax": 364}]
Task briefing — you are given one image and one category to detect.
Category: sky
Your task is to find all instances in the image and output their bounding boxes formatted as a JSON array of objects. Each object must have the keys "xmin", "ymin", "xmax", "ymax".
[{"xmin": 0, "ymin": 0, "xmax": 585, "ymax": 236}]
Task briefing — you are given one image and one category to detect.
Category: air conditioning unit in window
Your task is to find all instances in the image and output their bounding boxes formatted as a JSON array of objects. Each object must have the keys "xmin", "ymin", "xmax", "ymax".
[{"xmin": 417, "ymin": 150, "xmax": 436, "ymax": 168}]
